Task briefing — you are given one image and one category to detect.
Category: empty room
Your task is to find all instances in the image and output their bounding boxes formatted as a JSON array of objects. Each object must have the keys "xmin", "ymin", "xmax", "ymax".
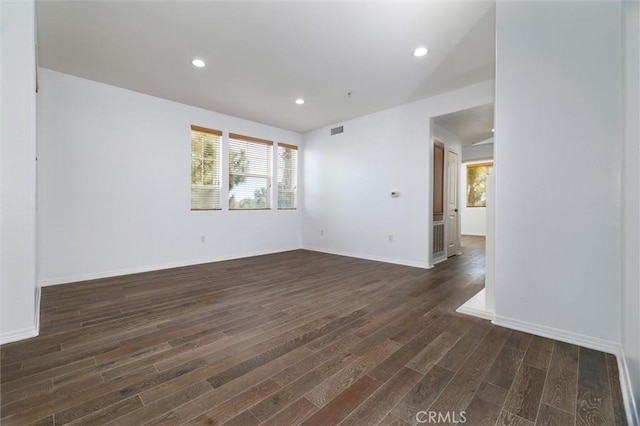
[{"xmin": 1, "ymin": 1, "xmax": 639, "ymax": 425}]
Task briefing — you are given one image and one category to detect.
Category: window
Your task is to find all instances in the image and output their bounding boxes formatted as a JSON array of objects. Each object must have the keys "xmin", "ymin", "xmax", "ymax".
[
  {"xmin": 277, "ymin": 143, "xmax": 298, "ymax": 209},
  {"xmin": 191, "ymin": 125, "xmax": 222, "ymax": 210},
  {"xmin": 228, "ymin": 133, "xmax": 273, "ymax": 210},
  {"xmin": 466, "ymin": 162, "xmax": 493, "ymax": 207}
]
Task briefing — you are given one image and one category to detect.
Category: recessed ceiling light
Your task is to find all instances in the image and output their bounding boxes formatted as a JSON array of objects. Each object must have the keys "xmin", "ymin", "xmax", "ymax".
[
  {"xmin": 491, "ymin": 128, "xmax": 495, "ymax": 132},
  {"xmin": 413, "ymin": 47, "xmax": 428, "ymax": 57},
  {"xmin": 295, "ymin": 98, "xmax": 304, "ymax": 105},
  {"xmin": 191, "ymin": 59, "xmax": 206, "ymax": 68}
]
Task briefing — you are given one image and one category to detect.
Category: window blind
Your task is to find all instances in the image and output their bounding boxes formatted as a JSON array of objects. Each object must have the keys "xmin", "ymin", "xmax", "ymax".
[
  {"xmin": 277, "ymin": 143, "xmax": 298, "ymax": 209},
  {"xmin": 191, "ymin": 125, "xmax": 222, "ymax": 210},
  {"xmin": 228, "ymin": 133, "xmax": 273, "ymax": 210}
]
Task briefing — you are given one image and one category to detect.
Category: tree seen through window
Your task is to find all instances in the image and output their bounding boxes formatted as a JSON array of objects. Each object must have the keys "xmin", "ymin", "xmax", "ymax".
[{"xmin": 466, "ymin": 162, "xmax": 493, "ymax": 208}]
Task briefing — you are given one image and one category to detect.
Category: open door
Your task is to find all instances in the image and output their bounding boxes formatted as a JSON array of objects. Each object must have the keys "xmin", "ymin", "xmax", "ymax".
[
  {"xmin": 432, "ymin": 141, "xmax": 446, "ymax": 261},
  {"xmin": 447, "ymin": 150, "xmax": 460, "ymax": 257}
]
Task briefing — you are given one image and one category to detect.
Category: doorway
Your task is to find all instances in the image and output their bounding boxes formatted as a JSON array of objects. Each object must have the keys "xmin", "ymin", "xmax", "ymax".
[
  {"xmin": 432, "ymin": 102, "xmax": 494, "ymax": 257},
  {"xmin": 431, "ymin": 102, "xmax": 496, "ymax": 318}
]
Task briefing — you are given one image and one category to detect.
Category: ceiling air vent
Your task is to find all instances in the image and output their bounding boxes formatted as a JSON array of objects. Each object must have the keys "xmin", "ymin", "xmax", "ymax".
[{"xmin": 331, "ymin": 126, "xmax": 344, "ymax": 136}]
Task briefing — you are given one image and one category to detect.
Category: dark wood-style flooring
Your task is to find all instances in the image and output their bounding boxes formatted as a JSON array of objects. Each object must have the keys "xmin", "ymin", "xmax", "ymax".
[{"xmin": 0, "ymin": 236, "xmax": 627, "ymax": 425}]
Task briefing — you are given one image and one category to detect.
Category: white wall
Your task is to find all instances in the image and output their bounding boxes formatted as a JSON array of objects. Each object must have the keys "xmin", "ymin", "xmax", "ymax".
[
  {"xmin": 460, "ymin": 160, "xmax": 491, "ymax": 237},
  {"xmin": 621, "ymin": 0, "xmax": 640, "ymax": 421},
  {"xmin": 433, "ymin": 125, "xmax": 462, "ymax": 151},
  {"xmin": 494, "ymin": 1, "xmax": 622, "ymax": 347},
  {"xmin": 1, "ymin": 0, "xmax": 38, "ymax": 343},
  {"xmin": 37, "ymin": 69, "xmax": 302, "ymax": 285},
  {"xmin": 462, "ymin": 142, "xmax": 493, "ymax": 163},
  {"xmin": 302, "ymin": 80, "xmax": 494, "ymax": 268}
]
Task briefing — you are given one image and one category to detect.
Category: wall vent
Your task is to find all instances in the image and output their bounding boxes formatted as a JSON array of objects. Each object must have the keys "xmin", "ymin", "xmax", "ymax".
[
  {"xmin": 330, "ymin": 126, "xmax": 344, "ymax": 136},
  {"xmin": 433, "ymin": 222, "xmax": 445, "ymax": 255}
]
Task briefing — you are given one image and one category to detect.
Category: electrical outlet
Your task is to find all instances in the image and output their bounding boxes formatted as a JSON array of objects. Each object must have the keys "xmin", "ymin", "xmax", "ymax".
[
  {"xmin": 388, "ymin": 234, "xmax": 394, "ymax": 242},
  {"xmin": 320, "ymin": 229, "xmax": 324, "ymax": 237}
]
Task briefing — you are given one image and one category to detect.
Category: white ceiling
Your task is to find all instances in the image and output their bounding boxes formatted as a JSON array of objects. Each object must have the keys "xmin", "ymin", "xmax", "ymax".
[
  {"xmin": 433, "ymin": 102, "xmax": 494, "ymax": 146},
  {"xmin": 36, "ymin": 1, "xmax": 495, "ymax": 134}
]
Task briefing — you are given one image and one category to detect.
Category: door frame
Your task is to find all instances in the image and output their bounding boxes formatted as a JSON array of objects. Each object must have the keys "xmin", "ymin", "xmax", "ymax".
[{"xmin": 430, "ymin": 131, "xmax": 461, "ymax": 265}]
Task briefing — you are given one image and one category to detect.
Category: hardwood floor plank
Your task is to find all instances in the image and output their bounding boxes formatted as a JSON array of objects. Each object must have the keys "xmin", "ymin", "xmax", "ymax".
[
  {"xmin": 505, "ymin": 330, "xmax": 533, "ymax": 351},
  {"xmin": 0, "ymin": 379, "xmax": 53, "ymax": 406},
  {"xmin": 271, "ymin": 336, "xmax": 360, "ymax": 386},
  {"xmin": 536, "ymin": 403, "xmax": 575, "ymax": 426},
  {"xmin": 304, "ymin": 316, "xmax": 370, "ymax": 352},
  {"xmin": 367, "ymin": 338, "xmax": 425, "ymax": 383},
  {"xmin": 503, "ymin": 363, "xmax": 547, "ymax": 422},
  {"xmin": 141, "ymin": 411, "xmax": 181, "ymax": 426},
  {"xmin": 104, "ymin": 381, "xmax": 212, "ymax": 426},
  {"xmin": 305, "ymin": 339, "xmax": 399, "ymax": 408},
  {"xmin": 260, "ymin": 397, "xmax": 318, "ymax": 426},
  {"xmin": 497, "ymin": 410, "xmax": 535, "ymax": 426},
  {"xmin": 392, "ymin": 365, "xmax": 455, "ymax": 425},
  {"xmin": 540, "ymin": 341, "xmax": 579, "ymax": 414},
  {"xmin": 351, "ymin": 301, "xmax": 416, "ymax": 340},
  {"xmin": 436, "ymin": 322, "xmax": 491, "ymax": 372},
  {"xmin": 428, "ymin": 326, "xmax": 511, "ymax": 414},
  {"xmin": 99, "ymin": 342, "xmax": 175, "ymax": 381},
  {"xmin": 463, "ymin": 396, "xmax": 502, "ymax": 426},
  {"xmin": 55, "ymin": 360, "xmax": 206, "ymax": 424},
  {"xmin": 577, "ymin": 347, "xmax": 615, "ymax": 426},
  {"xmin": 476, "ymin": 380, "xmax": 509, "ymax": 406},
  {"xmin": 183, "ymin": 379, "xmax": 280, "ymax": 425},
  {"xmin": 222, "ymin": 409, "xmax": 260, "ymax": 426},
  {"xmin": 485, "ymin": 342, "xmax": 526, "ymax": 390},
  {"xmin": 577, "ymin": 386, "xmax": 614, "ymax": 426},
  {"xmin": 405, "ymin": 331, "xmax": 459, "ymax": 374},
  {"xmin": 249, "ymin": 350, "xmax": 355, "ymax": 421},
  {"xmin": 142, "ymin": 346, "xmax": 313, "ymax": 406},
  {"xmin": 30, "ymin": 414, "xmax": 54, "ymax": 426},
  {"xmin": 463, "ymin": 380, "xmax": 509, "ymax": 426},
  {"xmin": 442, "ymin": 315, "xmax": 482, "ymax": 338},
  {"xmin": 206, "ymin": 309, "xmax": 368, "ymax": 389},
  {"xmin": 578, "ymin": 348, "xmax": 609, "ymax": 393},
  {"xmin": 378, "ymin": 412, "xmax": 412, "ymax": 426},
  {"xmin": 1, "ymin": 343, "xmax": 62, "ymax": 364},
  {"xmin": 66, "ymin": 395, "xmax": 144, "ymax": 425},
  {"xmin": 300, "ymin": 375, "xmax": 382, "ymax": 425},
  {"xmin": 389, "ymin": 309, "xmax": 445, "ymax": 344},
  {"xmin": 1, "ymin": 365, "xmax": 156, "ymax": 425},
  {"xmin": 171, "ymin": 347, "xmax": 327, "ymax": 422},
  {"xmin": 523, "ymin": 335, "xmax": 554, "ymax": 370},
  {"xmin": 340, "ymin": 367, "xmax": 422, "ymax": 426}
]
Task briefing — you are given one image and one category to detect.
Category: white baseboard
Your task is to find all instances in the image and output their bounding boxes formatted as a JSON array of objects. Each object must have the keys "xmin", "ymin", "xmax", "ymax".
[
  {"xmin": 433, "ymin": 255, "xmax": 447, "ymax": 265},
  {"xmin": 303, "ymin": 246, "xmax": 432, "ymax": 270},
  {"xmin": 616, "ymin": 346, "xmax": 640, "ymax": 426},
  {"xmin": 456, "ymin": 289, "xmax": 495, "ymax": 321},
  {"xmin": 493, "ymin": 315, "xmax": 620, "ymax": 354},
  {"xmin": 0, "ymin": 326, "xmax": 38, "ymax": 345},
  {"xmin": 493, "ymin": 315, "xmax": 638, "ymax": 425},
  {"xmin": 39, "ymin": 246, "xmax": 301, "ymax": 286},
  {"xmin": 34, "ymin": 286, "xmax": 41, "ymax": 335}
]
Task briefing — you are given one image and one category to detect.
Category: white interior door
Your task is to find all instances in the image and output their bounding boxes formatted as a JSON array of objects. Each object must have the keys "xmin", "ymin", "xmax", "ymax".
[{"xmin": 447, "ymin": 151, "xmax": 459, "ymax": 257}]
